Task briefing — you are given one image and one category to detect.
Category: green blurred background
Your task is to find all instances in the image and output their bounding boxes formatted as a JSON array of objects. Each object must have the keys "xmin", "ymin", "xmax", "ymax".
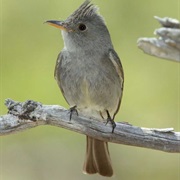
[{"xmin": 0, "ymin": 0, "xmax": 180, "ymax": 179}]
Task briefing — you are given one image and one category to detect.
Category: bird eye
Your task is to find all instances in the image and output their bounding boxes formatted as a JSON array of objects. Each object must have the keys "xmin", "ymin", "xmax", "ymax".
[{"xmin": 78, "ymin": 23, "xmax": 87, "ymax": 31}]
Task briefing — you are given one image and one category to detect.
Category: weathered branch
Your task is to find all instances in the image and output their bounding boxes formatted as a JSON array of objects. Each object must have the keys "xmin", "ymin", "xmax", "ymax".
[
  {"xmin": 137, "ymin": 16, "xmax": 180, "ymax": 62},
  {"xmin": 1, "ymin": 99, "xmax": 180, "ymax": 153}
]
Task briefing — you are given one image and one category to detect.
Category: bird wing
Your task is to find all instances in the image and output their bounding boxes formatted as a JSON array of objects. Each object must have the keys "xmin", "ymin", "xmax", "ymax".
[
  {"xmin": 108, "ymin": 49, "xmax": 124, "ymax": 118},
  {"xmin": 54, "ymin": 52, "xmax": 62, "ymax": 81},
  {"xmin": 54, "ymin": 51, "xmax": 67, "ymax": 99}
]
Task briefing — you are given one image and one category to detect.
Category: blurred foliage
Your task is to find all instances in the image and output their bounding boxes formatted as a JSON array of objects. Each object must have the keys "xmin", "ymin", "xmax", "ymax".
[{"xmin": 0, "ymin": 0, "xmax": 180, "ymax": 180}]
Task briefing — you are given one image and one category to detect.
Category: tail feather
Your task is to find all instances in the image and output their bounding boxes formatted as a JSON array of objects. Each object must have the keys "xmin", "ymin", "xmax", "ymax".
[
  {"xmin": 83, "ymin": 137, "xmax": 97, "ymax": 174},
  {"xmin": 83, "ymin": 136, "xmax": 113, "ymax": 177}
]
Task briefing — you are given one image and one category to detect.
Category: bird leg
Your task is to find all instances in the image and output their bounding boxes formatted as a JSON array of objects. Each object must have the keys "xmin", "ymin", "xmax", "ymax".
[
  {"xmin": 69, "ymin": 105, "xmax": 78, "ymax": 120},
  {"xmin": 105, "ymin": 110, "xmax": 116, "ymax": 133}
]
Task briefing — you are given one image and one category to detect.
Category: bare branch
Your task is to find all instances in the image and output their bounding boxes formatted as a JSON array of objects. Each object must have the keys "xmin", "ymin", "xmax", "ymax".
[
  {"xmin": 1, "ymin": 99, "xmax": 180, "ymax": 153},
  {"xmin": 137, "ymin": 16, "xmax": 180, "ymax": 62}
]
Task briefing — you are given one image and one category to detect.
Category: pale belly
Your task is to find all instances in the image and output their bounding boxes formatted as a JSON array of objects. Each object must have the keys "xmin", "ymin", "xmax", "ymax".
[{"xmin": 57, "ymin": 52, "xmax": 122, "ymax": 119}]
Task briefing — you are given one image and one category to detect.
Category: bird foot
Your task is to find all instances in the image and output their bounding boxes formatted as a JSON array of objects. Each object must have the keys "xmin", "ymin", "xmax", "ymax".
[
  {"xmin": 105, "ymin": 110, "xmax": 116, "ymax": 133},
  {"xmin": 69, "ymin": 105, "xmax": 78, "ymax": 120}
]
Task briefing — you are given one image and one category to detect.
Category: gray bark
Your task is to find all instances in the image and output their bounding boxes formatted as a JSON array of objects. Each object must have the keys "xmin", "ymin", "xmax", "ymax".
[
  {"xmin": 1, "ymin": 99, "xmax": 180, "ymax": 153},
  {"xmin": 138, "ymin": 16, "xmax": 180, "ymax": 62}
]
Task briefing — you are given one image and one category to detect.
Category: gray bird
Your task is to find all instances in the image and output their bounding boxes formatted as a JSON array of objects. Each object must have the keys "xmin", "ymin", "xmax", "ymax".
[{"xmin": 46, "ymin": 0, "xmax": 124, "ymax": 177}]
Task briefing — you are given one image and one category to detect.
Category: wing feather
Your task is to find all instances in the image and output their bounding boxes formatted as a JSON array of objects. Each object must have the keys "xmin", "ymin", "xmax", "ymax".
[{"xmin": 108, "ymin": 49, "xmax": 124, "ymax": 118}]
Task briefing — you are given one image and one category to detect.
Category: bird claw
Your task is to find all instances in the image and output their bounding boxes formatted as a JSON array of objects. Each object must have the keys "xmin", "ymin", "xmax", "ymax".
[
  {"xmin": 69, "ymin": 105, "xmax": 78, "ymax": 120},
  {"xmin": 105, "ymin": 110, "xmax": 116, "ymax": 133}
]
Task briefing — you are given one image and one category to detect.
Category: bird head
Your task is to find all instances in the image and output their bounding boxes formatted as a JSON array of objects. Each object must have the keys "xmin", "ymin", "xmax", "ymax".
[{"xmin": 46, "ymin": 0, "xmax": 112, "ymax": 52}]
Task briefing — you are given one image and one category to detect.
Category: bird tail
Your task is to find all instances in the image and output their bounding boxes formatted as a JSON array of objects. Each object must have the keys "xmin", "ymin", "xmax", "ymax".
[{"xmin": 83, "ymin": 136, "xmax": 113, "ymax": 177}]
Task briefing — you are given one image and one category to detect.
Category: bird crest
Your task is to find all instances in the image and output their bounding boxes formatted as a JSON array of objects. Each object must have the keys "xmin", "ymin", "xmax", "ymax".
[{"xmin": 66, "ymin": 0, "xmax": 98, "ymax": 23}]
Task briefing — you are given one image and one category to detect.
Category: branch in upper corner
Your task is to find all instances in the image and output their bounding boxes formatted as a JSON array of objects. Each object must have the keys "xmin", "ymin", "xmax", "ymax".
[
  {"xmin": 137, "ymin": 16, "xmax": 180, "ymax": 62},
  {"xmin": 0, "ymin": 99, "xmax": 180, "ymax": 153}
]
